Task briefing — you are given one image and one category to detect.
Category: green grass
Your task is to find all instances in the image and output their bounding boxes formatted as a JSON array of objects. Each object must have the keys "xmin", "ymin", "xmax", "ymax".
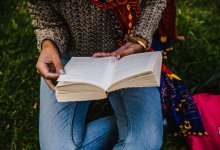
[
  {"xmin": 0, "ymin": 0, "xmax": 219, "ymax": 149},
  {"xmin": 0, "ymin": 1, "xmax": 39, "ymax": 149},
  {"xmin": 170, "ymin": 0, "xmax": 220, "ymax": 88}
]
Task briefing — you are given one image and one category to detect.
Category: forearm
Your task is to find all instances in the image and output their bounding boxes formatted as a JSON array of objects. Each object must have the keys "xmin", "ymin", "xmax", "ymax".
[{"xmin": 128, "ymin": 0, "xmax": 167, "ymax": 48}]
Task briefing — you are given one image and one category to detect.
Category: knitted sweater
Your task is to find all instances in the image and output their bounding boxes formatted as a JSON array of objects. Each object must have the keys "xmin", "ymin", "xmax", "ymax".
[{"xmin": 28, "ymin": 0, "xmax": 166, "ymax": 56}]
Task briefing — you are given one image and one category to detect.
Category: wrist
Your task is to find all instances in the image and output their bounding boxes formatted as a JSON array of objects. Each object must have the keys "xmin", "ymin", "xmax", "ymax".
[
  {"xmin": 42, "ymin": 39, "xmax": 58, "ymax": 50},
  {"xmin": 128, "ymin": 36, "xmax": 148, "ymax": 51}
]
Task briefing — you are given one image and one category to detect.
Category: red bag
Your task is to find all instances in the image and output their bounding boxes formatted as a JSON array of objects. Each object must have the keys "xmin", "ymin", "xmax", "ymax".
[{"xmin": 186, "ymin": 93, "xmax": 220, "ymax": 150}]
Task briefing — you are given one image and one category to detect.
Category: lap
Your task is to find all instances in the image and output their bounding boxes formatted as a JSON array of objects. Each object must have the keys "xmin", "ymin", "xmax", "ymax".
[
  {"xmin": 39, "ymin": 79, "xmax": 118, "ymax": 150},
  {"xmin": 39, "ymin": 53, "xmax": 163, "ymax": 149}
]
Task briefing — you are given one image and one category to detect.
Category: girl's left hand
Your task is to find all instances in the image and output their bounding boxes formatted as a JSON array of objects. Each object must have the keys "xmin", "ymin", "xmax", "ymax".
[{"xmin": 93, "ymin": 42, "xmax": 145, "ymax": 60}]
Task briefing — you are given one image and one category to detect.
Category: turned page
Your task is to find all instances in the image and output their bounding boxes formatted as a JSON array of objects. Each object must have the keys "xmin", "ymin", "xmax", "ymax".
[
  {"xmin": 110, "ymin": 52, "xmax": 160, "ymax": 85},
  {"xmin": 57, "ymin": 56, "xmax": 117, "ymax": 90}
]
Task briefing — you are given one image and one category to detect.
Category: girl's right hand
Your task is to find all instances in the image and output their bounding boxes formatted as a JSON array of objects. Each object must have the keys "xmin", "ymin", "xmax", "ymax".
[{"xmin": 36, "ymin": 40, "xmax": 65, "ymax": 91}]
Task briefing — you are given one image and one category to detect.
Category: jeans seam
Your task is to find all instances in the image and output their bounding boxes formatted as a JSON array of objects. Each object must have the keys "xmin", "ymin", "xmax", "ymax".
[
  {"xmin": 68, "ymin": 103, "xmax": 78, "ymax": 150},
  {"xmin": 79, "ymin": 127, "xmax": 118, "ymax": 150},
  {"xmin": 119, "ymin": 91, "xmax": 132, "ymax": 150}
]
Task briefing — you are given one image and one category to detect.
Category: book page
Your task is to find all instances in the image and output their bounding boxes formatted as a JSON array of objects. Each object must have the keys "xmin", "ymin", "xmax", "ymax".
[
  {"xmin": 111, "ymin": 52, "xmax": 160, "ymax": 85},
  {"xmin": 57, "ymin": 56, "xmax": 116, "ymax": 90}
]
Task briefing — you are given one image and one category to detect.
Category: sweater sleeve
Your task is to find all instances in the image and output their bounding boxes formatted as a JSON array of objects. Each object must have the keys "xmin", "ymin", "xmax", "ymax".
[
  {"xmin": 128, "ymin": 0, "xmax": 166, "ymax": 48},
  {"xmin": 27, "ymin": 1, "xmax": 70, "ymax": 54}
]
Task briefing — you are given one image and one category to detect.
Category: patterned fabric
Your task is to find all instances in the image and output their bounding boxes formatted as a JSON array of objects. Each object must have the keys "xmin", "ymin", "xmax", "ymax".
[
  {"xmin": 128, "ymin": 0, "xmax": 166, "ymax": 48},
  {"xmin": 159, "ymin": 72, "xmax": 206, "ymax": 136},
  {"xmin": 90, "ymin": 0, "xmax": 141, "ymax": 46},
  {"xmin": 151, "ymin": 36, "xmax": 206, "ymax": 136},
  {"xmin": 28, "ymin": 0, "xmax": 166, "ymax": 55},
  {"xmin": 186, "ymin": 94, "xmax": 220, "ymax": 150},
  {"xmin": 28, "ymin": 0, "xmax": 115, "ymax": 56}
]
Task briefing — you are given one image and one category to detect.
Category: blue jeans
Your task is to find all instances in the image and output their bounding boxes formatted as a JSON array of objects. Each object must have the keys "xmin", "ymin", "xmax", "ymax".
[{"xmin": 39, "ymin": 53, "xmax": 163, "ymax": 150}]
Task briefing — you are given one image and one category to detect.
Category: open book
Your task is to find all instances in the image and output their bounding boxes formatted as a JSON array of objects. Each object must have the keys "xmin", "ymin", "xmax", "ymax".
[{"xmin": 56, "ymin": 52, "xmax": 162, "ymax": 102}]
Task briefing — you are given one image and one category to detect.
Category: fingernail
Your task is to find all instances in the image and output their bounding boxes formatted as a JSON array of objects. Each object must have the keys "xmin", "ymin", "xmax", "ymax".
[
  {"xmin": 116, "ymin": 55, "xmax": 120, "ymax": 60},
  {"xmin": 59, "ymin": 69, "xmax": 65, "ymax": 74}
]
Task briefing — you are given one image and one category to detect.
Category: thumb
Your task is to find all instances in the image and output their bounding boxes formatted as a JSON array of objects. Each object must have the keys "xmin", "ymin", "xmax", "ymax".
[{"xmin": 52, "ymin": 55, "xmax": 65, "ymax": 74}]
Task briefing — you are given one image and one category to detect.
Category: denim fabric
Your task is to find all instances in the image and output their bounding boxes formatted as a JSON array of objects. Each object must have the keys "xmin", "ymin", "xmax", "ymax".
[
  {"xmin": 108, "ymin": 87, "xmax": 163, "ymax": 150},
  {"xmin": 39, "ymin": 53, "xmax": 163, "ymax": 150}
]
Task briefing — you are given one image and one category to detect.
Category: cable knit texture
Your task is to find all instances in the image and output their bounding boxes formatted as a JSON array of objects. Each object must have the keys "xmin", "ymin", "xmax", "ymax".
[{"xmin": 28, "ymin": 0, "xmax": 166, "ymax": 56}]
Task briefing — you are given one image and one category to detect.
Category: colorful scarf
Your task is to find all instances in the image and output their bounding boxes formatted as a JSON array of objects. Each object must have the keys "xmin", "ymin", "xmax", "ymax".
[
  {"xmin": 91, "ymin": 0, "xmax": 206, "ymax": 136},
  {"xmin": 91, "ymin": 0, "xmax": 140, "ymax": 46}
]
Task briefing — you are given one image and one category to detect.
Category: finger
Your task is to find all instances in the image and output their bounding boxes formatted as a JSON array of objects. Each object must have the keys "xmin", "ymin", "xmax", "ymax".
[
  {"xmin": 111, "ymin": 52, "xmax": 121, "ymax": 60},
  {"xmin": 37, "ymin": 69, "xmax": 40, "ymax": 74},
  {"xmin": 36, "ymin": 63, "xmax": 60, "ymax": 79},
  {"xmin": 92, "ymin": 53, "xmax": 101, "ymax": 57},
  {"xmin": 44, "ymin": 79, "xmax": 56, "ymax": 91},
  {"xmin": 116, "ymin": 53, "xmax": 121, "ymax": 60},
  {"xmin": 93, "ymin": 52, "xmax": 111, "ymax": 57},
  {"xmin": 44, "ymin": 72, "xmax": 60, "ymax": 80},
  {"xmin": 40, "ymin": 70, "xmax": 60, "ymax": 80},
  {"xmin": 51, "ymin": 55, "xmax": 64, "ymax": 74},
  {"xmin": 93, "ymin": 52, "xmax": 112, "ymax": 57},
  {"xmin": 110, "ymin": 51, "xmax": 117, "ymax": 57},
  {"xmin": 37, "ymin": 67, "xmax": 60, "ymax": 79}
]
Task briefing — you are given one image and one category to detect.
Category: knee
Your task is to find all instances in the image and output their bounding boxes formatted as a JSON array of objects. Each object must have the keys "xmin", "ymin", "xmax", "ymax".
[
  {"xmin": 127, "ymin": 132, "xmax": 163, "ymax": 150},
  {"xmin": 142, "ymin": 125, "xmax": 163, "ymax": 150},
  {"xmin": 126, "ymin": 124, "xmax": 163, "ymax": 150},
  {"xmin": 145, "ymin": 132, "xmax": 163, "ymax": 150}
]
